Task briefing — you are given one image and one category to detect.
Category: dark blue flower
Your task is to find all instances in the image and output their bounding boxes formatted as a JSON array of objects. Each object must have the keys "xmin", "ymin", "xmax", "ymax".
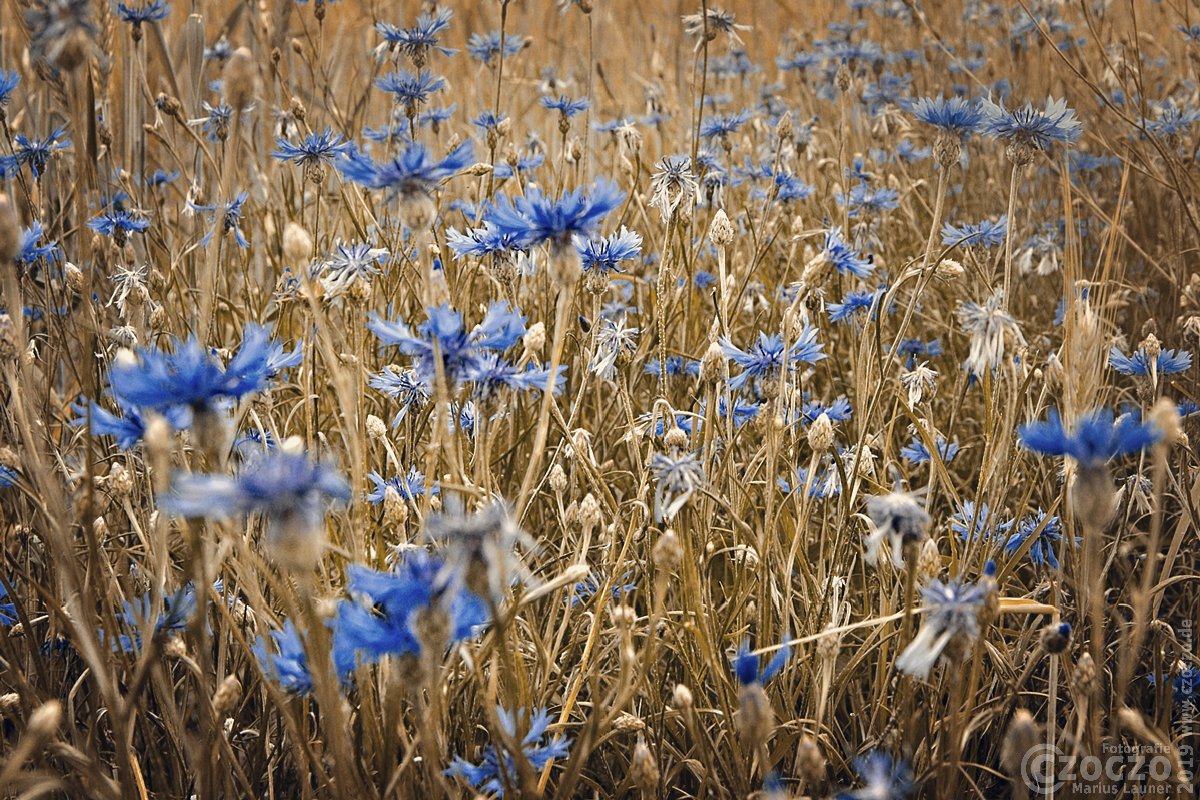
[
  {"xmin": 1019, "ymin": 408, "xmax": 1162, "ymax": 468},
  {"xmin": 1004, "ymin": 510, "xmax": 1073, "ymax": 569},
  {"xmin": 979, "ymin": 96, "xmax": 1082, "ymax": 151},
  {"xmin": 0, "ymin": 465, "xmax": 17, "ymax": 489},
  {"xmin": 732, "ymin": 639, "xmax": 792, "ymax": 686},
  {"xmin": 366, "ymin": 466, "xmax": 435, "ymax": 503},
  {"xmin": 894, "ymin": 338, "xmax": 942, "ymax": 369},
  {"xmin": 88, "ymin": 209, "xmax": 150, "ymax": 242},
  {"xmin": 828, "ymin": 287, "xmax": 887, "ymax": 324},
  {"xmin": 907, "ymin": 94, "xmax": 983, "ymax": 136},
  {"xmin": 0, "ymin": 69, "xmax": 21, "ymax": 111},
  {"xmin": 116, "ymin": 0, "xmax": 169, "ymax": 26},
  {"xmin": 446, "ymin": 707, "xmax": 571, "ymax": 797},
  {"xmin": 375, "ymin": 69, "xmax": 446, "ymax": 109},
  {"xmin": 272, "ymin": 127, "xmax": 353, "ymax": 168},
  {"xmin": 70, "ymin": 396, "xmax": 190, "ymax": 449},
  {"xmin": 107, "ymin": 584, "xmax": 201, "ymax": 653},
  {"xmin": 1109, "ymin": 346, "xmax": 1192, "ymax": 377},
  {"xmin": 374, "ymin": 8, "xmax": 455, "ymax": 61},
  {"xmin": 254, "ymin": 619, "xmax": 316, "ymax": 695},
  {"xmin": 720, "ymin": 328, "xmax": 826, "ymax": 392},
  {"xmin": 900, "ymin": 436, "xmax": 959, "ymax": 465},
  {"xmin": 484, "ymin": 179, "xmax": 624, "ymax": 250},
  {"xmin": 109, "ymin": 323, "xmax": 293, "ymax": 413},
  {"xmin": 16, "ymin": 221, "xmax": 61, "ymax": 268},
  {"xmin": 337, "ymin": 140, "xmax": 472, "ymax": 202},
  {"xmin": 0, "ymin": 127, "xmax": 70, "ymax": 178},
  {"xmin": 941, "ymin": 216, "xmax": 1008, "ymax": 248},
  {"xmin": 576, "ymin": 226, "xmax": 642, "ymax": 274}
]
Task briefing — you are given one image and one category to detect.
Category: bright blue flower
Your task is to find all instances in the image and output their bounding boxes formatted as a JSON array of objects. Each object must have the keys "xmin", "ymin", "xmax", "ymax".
[
  {"xmin": 836, "ymin": 182, "xmax": 899, "ymax": 216},
  {"xmin": 836, "ymin": 752, "xmax": 914, "ymax": 800},
  {"xmin": 1004, "ymin": 510, "xmax": 1073, "ymax": 569},
  {"xmin": 108, "ymin": 584, "xmax": 201, "ymax": 653},
  {"xmin": 576, "ymin": 226, "xmax": 642, "ymax": 274},
  {"xmin": 374, "ymin": 8, "xmax": 455, "ymax": 61},
  {"xmin": 116, "ymin": 0, "xmax": 169, "ymax": 25},
  {"xmin": 16, "ymin": 221, "xmax": 60, "ymax": 268},
  {"xmin": 894, "ymin": 337, "xmax": 942, "ymax": 368},
  {"xmin": 369, "ymin": 367, "xmax": 430, "ymax": 425},
  {"xmin": 109, "ymin": 323, "xmax": 293, "ymax": 413},
  {"xmin": 0, "ymin": 581, "xmax": 18, "ymax": 625},
  {"xmin": 272, "ymin": 127, "xmax": 353, "ymax": 168},
  {"xmin": 644, "ymin": 356, "xmax": 701, "ymax": 379},
  {"xmin": 466, "ymin": 31, "xmax": 526, "ymax": 65},
  {"xmin": 1109, "ymin": 346, "xmax": 1192, "ymax": 377},
  {"xmin": 337, "ymin": 140, "xmax": 472, "ymax": 202},
  {"xmin": 446, "ymin": 707, "xmax": 571, "ymax": 798},
  {"xmin": 540, "ymin": 94, "xmax": 590, "ymax": 118},
  {"xmin": 796, "ymin": 396, "xmax": 853, "ymax": 426},
  {"xmin": 70, "ymin": 396, "xmax": 190, "ymax": 448},
  {"xmin": 0, "ymin": 127, "xmax": 70, "ymax": 178},
  {"xmin": 88, "ymin": 209, "xmax": 150, "ymax": 241},
  {"xmin": 190, "ymin": 191, "xmax": 250, "ymax": 247},
  {"xmin": 254, "ymin": 619, "xmax": 316, "ymax": 695},
  {"xmin": 907, "ymin": 94, "xmax": 983, "ymax": 136},
  {"xmin": 370, "ymin": 301, "xmax": 527, "ymax": 389},
  {"xmin": 828, "ymin": 287, "xmax": 886, "ymax": 324},
  {"xmin": 366, "ymin": 467, "xmax": 435, "ymax": 503},
  {"xmin": 484, "ymin": 179, "xmax": 624, "ymax": 251},
  {"xmin": 941, "ymin": 216, "xmax": 1007, "ymax": 248},
  {"xmin": 446, "ymin": 221, "xmax": 525, "ymax": 259},
  {"xmin": 732, "ymin": 639, "xmax": 792, "ymax": 686},
  {"xmin": 161, "ymin": 451, "xmax": 351, "ymax": 536},
  {"xmin": 700, "ymin": 110, "xmax": 750, "ymax": 139},
  {"xmin": 720, "ymin": 327, "xmax": 826, "ymax": 392},
  {"xmin": 1019, "ymin": 408, "xmax": 1161, "ymax": 468},
  {"xmin": 0, "ymin": 465, "xmax": 18, "ymax": 489},
  {"xmin": 375, "ymin": 69, "xmax": 446, "ymax": 109},
  {"xmin": 191, "ymin": 101, "xmax": 235, "ymax": 141},
  {"xmin": 0, "ymin": 69, "xmax": 21, "ymax": 111},
  {"xmin": 950, "ymin": 500, "xmax": 1004, "ymax": 542},
  {"xmin": 418, "ymin": 104, "xmax": 455, "ymax": 129},
  {"xmin": 979, "ymin": 96, "xmax": 1082, "ymax": 150},
  {"xmin": 900, "ymin": 436, "xmax": 959, "ymax": 465},
  {"xmin": 822, "ymin": 226, "xmax": 873, "ymax": 277}
]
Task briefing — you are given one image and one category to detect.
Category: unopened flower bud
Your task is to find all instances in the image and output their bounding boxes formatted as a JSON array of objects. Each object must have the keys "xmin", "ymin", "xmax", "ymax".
[
  {"xmin": 709, "ymin": 209, "xmax": 735, "ymax": 246},
  {"xmin": 808, "ymin": 412, "xmax": 834, "ymax": 452}
]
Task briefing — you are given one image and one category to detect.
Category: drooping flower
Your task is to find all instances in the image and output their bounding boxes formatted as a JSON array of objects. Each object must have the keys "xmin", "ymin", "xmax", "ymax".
[
  {"xmin": 958, "ymin": 290, "xmax": 1025, "ymax": 376},
  {"xmin": 649, "ymin": 449, "xmax": 706, "ymax": 522},
  {"xmin": 821, "ymin": 226, "xmax": 873, "ymax": 278},
  {"xmin": 588, "ymin": 316, "xmax": 638, "ymax": 381},
  {"xmin": 895, "ymin": 574, "xmax": 989, "ymax": 679},
  {"xmin": 863, "ymin": 490, "xmax": 930, "ymax": 569},
  {"xmin": 648, "ymin": 155, "xmax": 698, "ymax": 222}
]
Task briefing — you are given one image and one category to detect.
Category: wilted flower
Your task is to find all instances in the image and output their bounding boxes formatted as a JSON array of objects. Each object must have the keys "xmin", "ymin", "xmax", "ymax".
[{"xmin": 895, "ymin": 573, "xmax": 989, "ymax": 679}]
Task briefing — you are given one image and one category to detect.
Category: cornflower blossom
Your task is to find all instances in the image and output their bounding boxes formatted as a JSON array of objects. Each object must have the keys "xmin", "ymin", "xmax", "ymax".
[
  {"xmin": 332, "ymin": 551, "xmax": 488, "ymax": 676},
  {"xmin": 16, "ymin": 221, "xmax": 61, "ymax": 269},
  {"xmin": 957, "ymin": 290, "xmax": 1025, "ymax": 376},
  {"xmin": 863, "ymin": 490, "xmax": 930, "ymax": 568},
  {"xmin": 88, "ymin": 209, "xmax": 150, "ymax": 246},
  {"xmin": 732, "ymin": 640, "xmax": 792, "ymax": 687},
  {"xmin": 368, "ymin": 366, "xmax": 431, "ymax": 425},
  {"xmin": 253, "ymin": 620, "xmax": 317, "ymax": 695},
  {"xmin": 109, "ymin": 323, "xmax": 297, "ymax": 414},
  {"xmin": 828, "ymin": 287, "xmax": 887, "ymax": 325},
  {"xmin": 895, "ymin": 574, "xmax": 989, "ymax": 679},
  {"xmin": 822, "ymin": 226, "xmax": 873, "ymax": 277},
  {"xmin": 446, "ymin": 707, "xmax": 571, "ymax": 797},
  {"xmin": 70, "ymin": 396, "xmax": 190, "ymax": 450},
  {"xmin": 482, "ymin": 180, "xmax": 624, "ymax": 253},
  {"xmin": 0, "ymin": 583, "xmax": 18, "ymax": 626},
  {"xmin": 189, "ymin": 101, "xmax": 238, "ymax": 141},
  {"xmin": 366, "ymin": 467, "xmax": 435, "ymax": 503},
  {"xmin": 0, "ymin": 69, "xmax": 20, "ymax": 116},
  {"xmin": 907, "ymin": 94, "xmax": 983, "ymax": 137},
  {"xmin": 894, "ymin": 338, "xmax": 942, "ymax": 369},
  {"xmin": 575, "ymin": 227, "xmax": 643, "ymax": 275},
  {"xmin": 836, "ymin": 182, "xmax": 900, "ymax": 217},
  {"xmin": 649, "ymin": 449, "xmax": 705, "ymax": 522},
  {"xmin": 719, "ymin": 326, "xmax": 826, "ymax": 392},
  {"xmin": 337, "ymin": 140, "xmax": 473, "ymax": 205},
  {"xmin": 796, "ymin": 396, "xmax": 852, "ymax": 426},
  {"xmin": 0, "ymin": 466, "xmax": 18, "ymax": 489},
  {"xmin": 466, "ymin": 31, "xmax": 527, "ymax": 65},
  {"xmin": 835, "ymin": 752, "xmax": 915, "ymax": 800},
  {"xmin": 0, "ymin": 127, "xmax": 71, "ymax": 178},
  {"xmin": 115, "ymin": 0, "xmax": 169, "ymax": 38},
  {"xmin": 588, "ymin": 316, "xmax": 638, "ymax": 381},
  {"xmin": 648, "ymin": 155, "xmax": 699, "ymax": 222},
  {"xmin": 682, "ymin": 7, "xmax": 750, "ymax": 50},
  {"xmin": 373, "ymin": 8, "xmax": 455, "ymax": 65},
  {"xmin": 445, "ymin": 221, "xmax": 525, "ymax": 260},
  {"xmin": 949, "ymin": 501, "xmax": 1003, "ymax": 543},
  {"xmin": 941, "ymin": 216, "xmax": 1007, "ymax": 249},
  {"xmin": 1109, "ymin": 346, "xmax": 1192, "ymax": 377},
  {"xmin": 1016, "ymin": 232, "xmax": 1061, "ymax": 275},
  {"xmin": 272, "ymin": 128, "xmax": 353, "ymax": 179},
  {"xmin": 1004, "ymin": 510, "xmax": 1072, "ymax": 569},
  {"xmin": 316, "ymin": 241, "xmax": 390, "ymax": 298},
  {"xmin": 1018, "ymin": 408, "xmax": 1161, "ymax": 469},
  {"xmin": 107, "ymin": 584, "xmax": 199, "ymax": 653},
  {"xmin": 979, "ymin": 96, "xmax": 1082, "ymax": 155},
  {"xmin": 424, "ymin": 500, "xmax": 535, "ymax": 603},
  {"xmin": 188, "ymin": 191, "xmax": 251, "ymax": 247},
  {"xmin": 700, "ymin": 110, "xmax": 751, "ymax": 140},
  {"xmin": 899, "ymin": 436, "xmax": 959, "ymax": 465},
  {"xmin": 540, "ymin": 94, "xmax": 590, "ymax": 118},
  {"xmin": 374, "ymin": 69, "xmax": 446, "ymax": 114}
]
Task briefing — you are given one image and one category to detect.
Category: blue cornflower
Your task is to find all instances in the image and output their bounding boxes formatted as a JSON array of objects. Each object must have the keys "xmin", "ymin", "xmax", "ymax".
[
  {"xmin": 979, "ymin": 96, "xmax": 1082, "ymax": 151},
  {"xmin": 649, "ymin": 449, "xmax": 706, "ymax": 521},
  {"xmin": 492, "ymin": 151, "xmax": 545, "ymax": 180},
  {"xmin": 374, "ymin": 8, "xmax": 455, "ymax": 62},
  {"xmin": 418, "ymin": 104, "xmax": 455, "ymax": 129},
  {"xmin": 576, "ymin": 226, "xmax": 642, "ymax": 275},
  {"xmin": 949, "ymin": 500, "xmax": 1004, "ymax": 542},
  {"xmin": 907, "ymin": 94, "xmax": 983, "ymax": 137},
  {"xmin": 375, "ymin": 69, "xmax": 446, "ymax": 110},
  {"xmin": 644, "ymin": 356, "xmax": 701, "ymax": 379},
  {"xmin": 700, "ymin": 110, "xmax": 750, "ymax": 139},
  {"xmin": 146, "ymin": 169, "xmax": 179, "ymax": 187},
  {"xmin": 333, "ymin": 551, "xmax": 488, "ymax": 675},
  {"xmin": 466, "ymin": 31, "xmax": 527, "ymax": 65},
  {"xmin": 1109, "ymin": 346, "xmax": 1192, "ymax": 377},
  {"xmin": 190, "ymin": 101, "xmax": 236, "ymax": 141},
  {"xmin": 337, "ymin": 140, "xmax": 472, "ymax": 203},
  {"xmin": 941, "ymin": 216, "xmax": 1008, "ymax": 248},
  {"xmin": 188, "ymin": 191, "xmax": 251, "ymax": 247},
  {"xmin": 254, "ymin": 619, "xmax": 316, "ymax": 695},
  {"xmin": 862, "ymin": 71, "xmax": 911, "ymax": 114},
  {"xmin": 896, "ymin": 573, "xmax": 989, "ymax": 679},
  {"xmin": 16, "ymin": 221, "xmax": 61, "ymax": 268},
  {"xmin": 115, "ymin": 0, "xmax": 169, "ymax": 28},
  {"xmin": 109, "ymin": 323, "xmax": 293, "ymax": 413},
  {"xmin": 0, "ymin": 581, "xmax": 18, "ymax": 625},
  {"xmin": 88, "ymin": 209, "xmax": 150, "ymax": 244},
  {"xmin": 836, "ymin": 182, "xmax": 899, "ymax": 217},
  {"xmin": 779, "ymin": 463, "xmax": 840, "ymax": 498},
  {"xmin": 446, "ymin": 221, "xmax": 525, "ymax": 259},
  {"xmin": 822, "ymin": 226, "xmax": 873, "ymax": 277},
  {"xmin": 836, "ymin": 752, "xmax": 914, "ymax": 800},
  {"xmin": 720, "ymin": 327, "xmax": 826, "ymax": 392},
  {"xmin": 1004, "ymin": 510, "xmax": 1072, "ymax": 569},
  {"xmin": 1142, "ymin": 101, "xmax": 1200, "ymax": 139},
  {"xmin": 896, "ymin": 139, "xmax": 931, "ymax": 161},
  {"xmin": 70, "ymin": 396, "xmax": 190, "ymax": 448},
  {"xmin": 272, "ymin": 127, "xmax": 353, "ymax": 170},
  {"xmin": 316, "ymin": 240, "xmax": 389, "ymax": 297},
  {"xmin": 570, "ymin": 572, "xmax": 636, "ymax": 607},
  {"xmin": 1019, "ymin": 408, "xmax": 1162, "ymax": 468},
  {"xmin": 467, "ymin": 352, "xmax": 565, "ymax": 402},
  {"xmin": 370, "ymin": 301, "xmax": 526, "ymax": 389},
  {"xmin": 108, "ymin": 584, "xmax": 201, "ymax": 653},
  {"xmin": 900, "ymin": 436, "xmax": 959, "ymax": 465},
  {"xmin": 366, "ymin": 467, "xmax": 435, "ymax": 503},
  {"xmin": 161, "ymin": 451, "xmax": 351, "ymax": 555},
  {"xmin": 369, "ymin": 367, "xmax": 431, "ymax": 425},
  {"xmin": 0, "ymin": 69, "xmax": 21, "ymax": 112},
  {"xmin": 732, "ymin": 639, "xmax": 792, "ymax": 687},
  {"xmin": 484, "ymin": 179, "xmax": 624, "ymax": 251},
  {"xmin": 0, "ymin": 127, "xmax": 71, "ymax": 178},
  {"xmin": 540, "ymin": 94, "xmax": 590, "ymax": 118},
  {"xmin": 796, "ymin": 396, "xmax": 853, "ymax": 426},
  {"xmin": 446, "ymin": 707, "xmax": 571, "ymax": 798},
  {"xmin": 0, "ymin": 464, "xmax": 18, "ymax": 488},
  {"xmin": 828, "ymin": 287, "xmax": 887, "ymax": 324},
  {"xmin": 895, "ymin": 338, "xmax": 942, "ymax": 368},
  {"xmin": 471, "ymin": 111, "xmax": 507, "ymax": 132}
]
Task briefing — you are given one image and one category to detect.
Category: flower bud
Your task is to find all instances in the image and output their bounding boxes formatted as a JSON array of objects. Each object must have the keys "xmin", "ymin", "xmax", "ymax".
[{"xmin": 708, "ymin": 209, "xmax": 735, "ymax": 247}]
